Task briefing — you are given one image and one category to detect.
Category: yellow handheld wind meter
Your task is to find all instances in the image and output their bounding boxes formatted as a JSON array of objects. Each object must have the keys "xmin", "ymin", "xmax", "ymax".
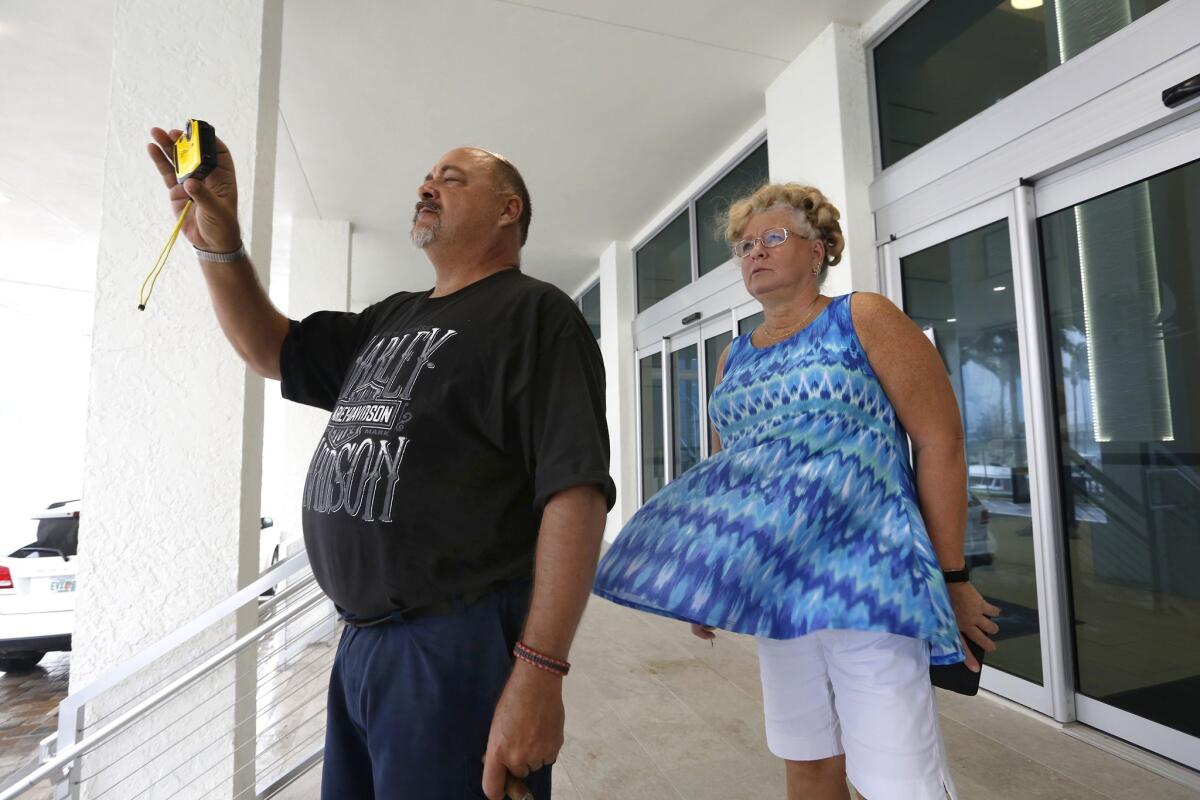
[
  {"xmin": 173, "ymin": 118, "xmax": 217, "ymax": 183},
  {"xmin": 139, "ymin": 119, "xmax": 217, "ymax": 310}
]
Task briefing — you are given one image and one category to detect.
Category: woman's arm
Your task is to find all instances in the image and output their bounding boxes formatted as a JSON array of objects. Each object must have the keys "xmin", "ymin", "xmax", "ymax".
[{"xmin": 851, "ymin": 293, "xmax": 1000, "ymax": 668}]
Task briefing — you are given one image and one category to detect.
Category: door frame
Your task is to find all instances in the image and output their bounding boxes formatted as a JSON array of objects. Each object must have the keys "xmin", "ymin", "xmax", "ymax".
[
  {"xmin": 1030, "ymin": 111, "xmax": 1200, "ymax": 770},
  {"xmin": 635, "ymin": 302, "xmax": 742, "ymax": 502},
  {"xmin": 633, "ymin": 343, "xmax": 668, "ymax": 506},
  {"xmin": 883, "ymin": 191, "xmax": 1071, "ymax": 720},
  {"xmin": 666, "ymin": 327, "xmax": 701, "ymax": 481}
]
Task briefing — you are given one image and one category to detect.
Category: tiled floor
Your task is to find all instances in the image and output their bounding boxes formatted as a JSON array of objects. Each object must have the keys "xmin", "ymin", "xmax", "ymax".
[
  {"xmin": 551, "ymin": 599, "xmax": 1200, "ymax": 799},
  {"xmin": 283, "ymin": 597, "xmax": 1200, "ymax": 799},
  {"xmin": 5, "ymin": 600, "xmax": 1200, "ymax": 799},
  {"xmin": 0, "ymin": 653, "xmax": 68, "ymax": 775},
  {"xmin": 0, "ymin": 652, "xmax": 68, "ymax": 799}
]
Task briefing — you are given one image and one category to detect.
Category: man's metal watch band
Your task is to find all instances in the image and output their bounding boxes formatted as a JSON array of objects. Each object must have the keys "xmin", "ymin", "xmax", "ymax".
[{"xmin": 194, "ymin": 244, "xmax": 247, "ymax": 263}]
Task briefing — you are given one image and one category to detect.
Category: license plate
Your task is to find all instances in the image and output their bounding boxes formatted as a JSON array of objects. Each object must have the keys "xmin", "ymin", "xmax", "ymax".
[{"xmin": 49, "ymin": 579, "xmax": 76, "ymax": 593}]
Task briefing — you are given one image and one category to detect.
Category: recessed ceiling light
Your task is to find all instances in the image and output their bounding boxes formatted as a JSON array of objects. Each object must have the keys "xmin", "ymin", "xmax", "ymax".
[
  {"xmin": 1011, "ymin": 0, "xmax": 1043, "ymax": 9},
  {"xmin": 993, "ymin": 285, "xmax": 1007, "ymax": 292},
  {"xmin": 946, "ymin": 318, "xmax": 957, "ymax": 323}
]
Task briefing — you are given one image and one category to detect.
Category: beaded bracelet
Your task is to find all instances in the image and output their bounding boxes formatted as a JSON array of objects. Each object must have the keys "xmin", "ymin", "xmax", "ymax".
[{"xmin": 514, "ymin": 641, "xmax": 570, "ymax": 677}]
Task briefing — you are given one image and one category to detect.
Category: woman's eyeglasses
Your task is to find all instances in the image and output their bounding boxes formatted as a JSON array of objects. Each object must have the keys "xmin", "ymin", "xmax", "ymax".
[{"xmin": 732, "ymin": 227, "xmax": 804, "ymax": 258}]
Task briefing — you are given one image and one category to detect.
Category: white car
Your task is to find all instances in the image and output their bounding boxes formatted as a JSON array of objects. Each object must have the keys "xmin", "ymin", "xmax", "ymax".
[
  {"xmin": 0, "ymin": 501, "xmax": 80, "ymax": 672},
  {"xmin": 0, "ymin": 502, "xmax": 279, "ymax": 673}
]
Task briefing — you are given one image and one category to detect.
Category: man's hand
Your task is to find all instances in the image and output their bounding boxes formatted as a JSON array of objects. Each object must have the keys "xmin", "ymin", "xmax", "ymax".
[
  {"xmin": 146, "ymin": 127, "xmax": 242, "ymax": 253},
  {"xmin": 481, "ymin": 661, "xmax": 564, "ymax": 800},
  {"xmin": 948, "ymin": 581, "xmax": 1001, "ymax": 671}
]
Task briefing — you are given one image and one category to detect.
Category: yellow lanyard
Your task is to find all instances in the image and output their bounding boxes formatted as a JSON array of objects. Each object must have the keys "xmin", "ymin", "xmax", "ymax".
[{"xmin": 138, "ymin": 199, "xmax": 192, "ymax": 311}]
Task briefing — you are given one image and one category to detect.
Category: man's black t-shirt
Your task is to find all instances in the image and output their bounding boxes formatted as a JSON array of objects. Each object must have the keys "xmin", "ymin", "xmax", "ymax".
[{"xmin": 280, "ymin": 268, "xmax": 615, "ymax": 617}]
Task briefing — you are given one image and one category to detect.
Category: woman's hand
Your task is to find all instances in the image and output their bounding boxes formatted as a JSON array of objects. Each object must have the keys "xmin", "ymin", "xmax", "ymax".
[
  {"xmin": 948, "ymin": 582, "xmax": 1001, "ymax": 671},
  {"xmin": 690, "ymin": 623, "xmax": 716, "ymax": 641}
]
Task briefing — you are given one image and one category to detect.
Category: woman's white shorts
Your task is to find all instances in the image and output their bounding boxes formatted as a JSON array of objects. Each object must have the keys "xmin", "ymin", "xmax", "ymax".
[{"xmin": 756, "ymin": 628, "xmax": 958, "ymax": 800}]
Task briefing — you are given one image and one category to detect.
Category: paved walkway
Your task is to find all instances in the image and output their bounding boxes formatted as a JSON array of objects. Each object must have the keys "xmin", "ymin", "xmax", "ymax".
[
  {"xmin": 0, "ymin": 652, "xmax": 68, "ymax": 799},
  {"xmin": 5, "ymin": 600, "xmax": 1200, "ymax": 799}
]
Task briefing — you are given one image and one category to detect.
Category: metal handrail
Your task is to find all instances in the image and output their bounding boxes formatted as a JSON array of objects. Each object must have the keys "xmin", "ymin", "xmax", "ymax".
[
  {"xmin": 255, "ymin": 743, "xmax": 324, "ymax": 798},
  {"xmin": 0, "ymin": 552, "xmax": 328, "ymax": 800},
  {"xmin": 59, "ymin": 552, "xmax": 311, "ymax": 717},
  {"xmin": 0, "ymin": 591, "xmax": 325, "ymax": 798}
]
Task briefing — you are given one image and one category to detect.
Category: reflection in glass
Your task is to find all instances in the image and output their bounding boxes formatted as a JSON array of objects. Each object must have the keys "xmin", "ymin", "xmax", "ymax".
[
  {"xmin": 580, "ymin": 282, "xmax": 601, "ymax": 340},
  {"xmin": 640, "ymin": 353, "xmax": 665, "ymax": 501},
  {"xmin": 672, "ymin": 345, "xmax": 701, "ymax": 478},
  {"xmin": 636, "ymin": 213, "xmax": 691, "ymax": 312},
  {"xmin": 902, "ymin": 219, "xmax": 1043, "ymax": 684},
  {"xmin": 738, "ymin": 311, "xmax": 764, "ymax": 337},
  {"xmin": 696, "ymin": 142, "xmax": 770, "ymax": 276},
  {"xmin": 1041, "ymin": 158, "xmax": 1200, "ymax": 737},
  {"xmin": 874, "ymin": 0, "xmax": 1170, "ymax": 169}
]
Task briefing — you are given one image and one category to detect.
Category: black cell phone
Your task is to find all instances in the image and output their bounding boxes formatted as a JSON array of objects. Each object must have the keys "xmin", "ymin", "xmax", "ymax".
[{"xmin": 929, "ymin": 636, "xmax": 987, "ymax": 696}]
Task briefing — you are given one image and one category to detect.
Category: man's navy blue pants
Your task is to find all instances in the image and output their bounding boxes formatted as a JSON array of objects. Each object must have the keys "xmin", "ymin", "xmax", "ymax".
[{"xmin": 321, "ymin": 580, "xmax": 553, "ymax": 799}]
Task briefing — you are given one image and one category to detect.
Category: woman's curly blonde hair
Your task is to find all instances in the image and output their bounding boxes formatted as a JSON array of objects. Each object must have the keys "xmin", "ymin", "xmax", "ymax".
[{"xmin": 724, "ymin": 184, "xmax": 845, "ymax": 277}]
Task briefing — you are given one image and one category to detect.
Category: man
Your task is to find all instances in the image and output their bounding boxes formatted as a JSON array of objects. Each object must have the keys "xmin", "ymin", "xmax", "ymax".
[{"xmin": 147, "ymin": 128, "xmax": 613, "ymax": 800}]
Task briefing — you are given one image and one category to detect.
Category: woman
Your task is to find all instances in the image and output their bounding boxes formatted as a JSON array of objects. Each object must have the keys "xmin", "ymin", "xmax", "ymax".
[{"xmin": 594, "ymin": 184, "xmax": 999, "ymax": 800}]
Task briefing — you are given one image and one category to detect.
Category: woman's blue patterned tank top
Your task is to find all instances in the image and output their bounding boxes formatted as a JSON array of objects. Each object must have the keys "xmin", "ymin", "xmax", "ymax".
[{"xmin": 593, "ymin": 293, "xmax": 963, "ymax": 665}]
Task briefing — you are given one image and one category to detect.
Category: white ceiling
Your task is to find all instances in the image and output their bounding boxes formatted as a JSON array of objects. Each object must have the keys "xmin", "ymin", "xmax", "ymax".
[{"xmin": 1, "ymin": 0, "xmax": 890, "ymax": 308}]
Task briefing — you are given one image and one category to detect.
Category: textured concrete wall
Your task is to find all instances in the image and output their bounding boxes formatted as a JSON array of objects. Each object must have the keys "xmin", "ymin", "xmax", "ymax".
[
  {"xmin": 73, "ymin": 0, "xmax": 283, "ymax": 795},
  {"xmin": 765, "ymin": 22, "xmax": 877, "ymax": 296}
]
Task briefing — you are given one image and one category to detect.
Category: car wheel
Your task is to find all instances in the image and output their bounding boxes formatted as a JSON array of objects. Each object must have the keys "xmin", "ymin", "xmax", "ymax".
[{"xmin": 0, "ymin": 652, "xmax": 46, "ymax": 673}]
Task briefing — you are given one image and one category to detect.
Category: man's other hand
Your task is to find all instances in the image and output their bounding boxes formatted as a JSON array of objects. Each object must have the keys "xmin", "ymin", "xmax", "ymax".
[{"xmin": 481, "ymin": 661, "xmax": 564, "ymax": 800}]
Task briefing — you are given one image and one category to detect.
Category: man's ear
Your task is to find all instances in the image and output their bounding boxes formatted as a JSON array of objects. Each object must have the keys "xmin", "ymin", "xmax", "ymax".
[{"xmin": 498, "ymin": 194, "xmax": 523, "ymax": 230}]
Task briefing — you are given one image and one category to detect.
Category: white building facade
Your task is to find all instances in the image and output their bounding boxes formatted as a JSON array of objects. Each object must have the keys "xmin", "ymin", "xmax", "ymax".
[
  {"xmin": 571, "ymin": 0, "xmax": 1200, "ymax": 774},
  {"xmin": 31, "ymin": 0, "xmax": 1196, "ymax": 791}
]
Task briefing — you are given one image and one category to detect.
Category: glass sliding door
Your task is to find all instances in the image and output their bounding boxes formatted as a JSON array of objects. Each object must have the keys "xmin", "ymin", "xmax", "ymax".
[
  {"xmin": 669, "ymin": 315, "xmax": 734, "ymax": 476},
  {"xmin": 873, "ymin": 68, "xmax": 1199, "ymax": 767},
  {"xmin": 704, "ymin": 329, "xmax": 733, "ymax": 404},
  {"xmin": 638, "ymin": 350, "xmax": 665, "ymax": 502},
  {"xmin": 887, "ymin": 194, "xmax": 1056, "ymax": 713},
  {"xmin": 670, "ymin": 335, "xmax": 702, "ymax": 479},
  {"xmin": 738, "ymin": 310, "xmax": 764, "ymax": 337},
  {"xmin": 900, "ymin": 218, "xmax": 1043, "ymax": 686},
  {"xmin": 637, "ymin": 314, "xmax": 735, "ymax": 502},
  {"xmin": 1039, "ymin": 155, "xmax": 1200, "ymax": 761}
]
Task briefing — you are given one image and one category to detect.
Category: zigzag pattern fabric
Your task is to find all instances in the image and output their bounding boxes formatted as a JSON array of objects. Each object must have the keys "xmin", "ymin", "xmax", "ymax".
[{"xmin": 594, "ymin": 293, "xmax": 964, "ymax": 665}]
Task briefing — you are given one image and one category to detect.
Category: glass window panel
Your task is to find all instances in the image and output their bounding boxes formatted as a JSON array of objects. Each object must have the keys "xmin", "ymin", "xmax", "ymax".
[
  {"xmin": 636, "ymin": 213, "xmax": 691, "ymax": 312},
  {"xmin": 874, "ymin": 0, "xmax": 1170, "ymax": 169},
  {"xmin": 672, "ymin": 345, "xmax": 701, "ymax": 478},
  {"xmin": 580, "ymin": 282, "xmax": 601, "ymax": 340},
  {"xmin": 640, "ymin": 352, "xmax": 665, "ymax": 501},
  {"xmin": 696, "ymin": 142, "xmax": 770, "ymax": 276},
  {"xmin": 901, "ymin": 218, "xmax": 1043, "ymax": 684},
  {"xmin": 1041, "ymin": 158, "xmax": 1200, "ymax": 737},
  {"xmin": 738, "ymin": 311, "xmax": 764, "ymax": 337}
]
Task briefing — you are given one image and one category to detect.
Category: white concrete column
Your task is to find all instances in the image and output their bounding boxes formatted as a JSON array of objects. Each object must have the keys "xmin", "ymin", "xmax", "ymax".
[
  {"xmin": 279, "ymin": 219, "xmax": 352, "ymax": 551},
  {"xmin": 74, "ymin": 0, "xmax": 283, "ymax": 796},
  {"xmin": 598, "ymin": 242, "xmax": 638, "ymax": 539},
  {"xmin": 765, "ymin": 22, "xmax": 876, "ymax": 296}
]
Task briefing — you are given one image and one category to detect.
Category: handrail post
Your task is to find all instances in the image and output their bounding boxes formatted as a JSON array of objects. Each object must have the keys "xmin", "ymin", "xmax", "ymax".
[{"xmin": 52, "ymin": 700, "xmax": 82, "ymax": 800}]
